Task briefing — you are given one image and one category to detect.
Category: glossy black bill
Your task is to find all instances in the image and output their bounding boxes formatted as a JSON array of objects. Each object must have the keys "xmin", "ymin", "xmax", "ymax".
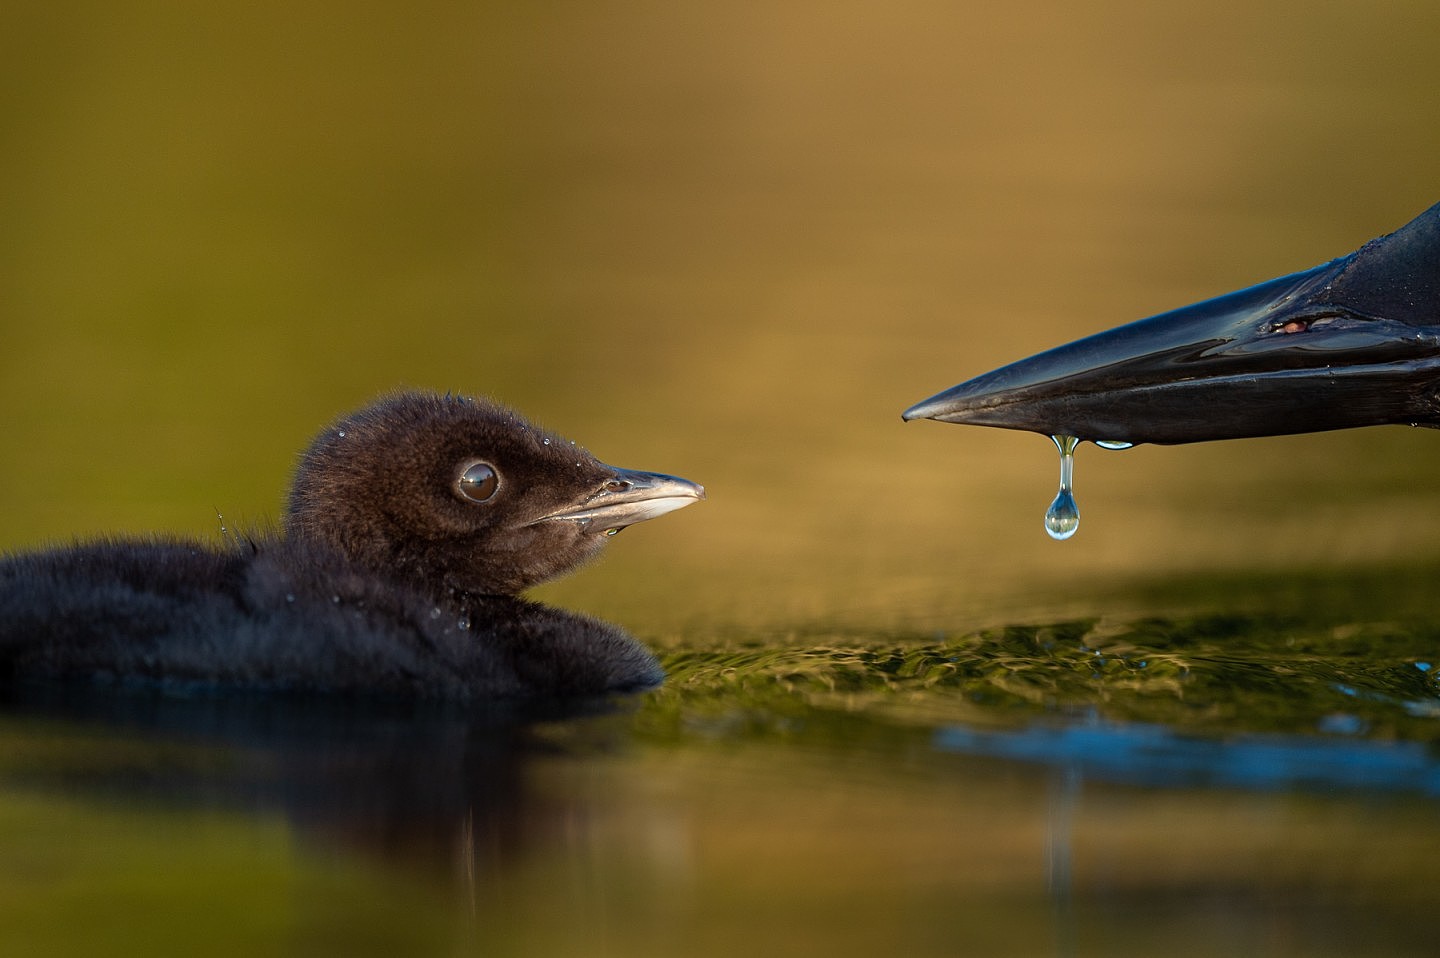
[
  {"xmin": 537, "ymin": 468, "xmax": 705, "ymax": 533},
  {"xmin": 904, "ymin": 203, "xmax": 1440, "ymax": 445}
]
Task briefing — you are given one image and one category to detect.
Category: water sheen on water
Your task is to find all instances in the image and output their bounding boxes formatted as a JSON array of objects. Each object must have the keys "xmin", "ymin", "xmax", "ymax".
[{"xmin": 6, "ymin": 594, "xmax": 1440, "ymax": 958}]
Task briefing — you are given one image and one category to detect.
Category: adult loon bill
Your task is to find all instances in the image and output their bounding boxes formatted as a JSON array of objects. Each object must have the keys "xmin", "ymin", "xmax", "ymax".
[{"xmin": 904, "ymin": 203, "xmax": 1440, "ymax": 445}]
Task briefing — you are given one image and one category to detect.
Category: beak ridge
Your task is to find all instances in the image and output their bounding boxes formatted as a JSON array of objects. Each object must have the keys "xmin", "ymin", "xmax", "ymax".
[{"xmin": 539, "ymin": 468, "xmax": 705, "ymax": 532}]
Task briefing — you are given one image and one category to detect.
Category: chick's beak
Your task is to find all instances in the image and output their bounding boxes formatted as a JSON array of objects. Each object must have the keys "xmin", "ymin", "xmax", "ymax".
[{"xmin": 538, "ymin": 468, "xmax": 706, "ymax": 534}]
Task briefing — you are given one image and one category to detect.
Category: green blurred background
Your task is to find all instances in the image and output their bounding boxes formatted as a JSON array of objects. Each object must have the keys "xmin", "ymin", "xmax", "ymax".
[{"xmin": 3, "ymin": 0, "xmax": 1439, "ymax": 638}]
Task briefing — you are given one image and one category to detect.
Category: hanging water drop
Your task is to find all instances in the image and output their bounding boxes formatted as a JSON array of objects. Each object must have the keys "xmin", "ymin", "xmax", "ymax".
[
  {"xmin": 1045, "ymin": 490, "xmax": 1079, "ymax": 540},
  {"xmin": 1044, "ymin": 435, "xmax": 1080, "ymax": 540},
  {"xmin": 1094, "ymin": 439, "xmax": 1133, "ymax": 450}
]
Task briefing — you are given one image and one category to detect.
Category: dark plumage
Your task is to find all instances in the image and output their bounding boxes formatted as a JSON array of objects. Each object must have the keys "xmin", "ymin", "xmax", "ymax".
[{"xmin": 0, "ymin": 392, "xmax": 704, "ymax": 701}]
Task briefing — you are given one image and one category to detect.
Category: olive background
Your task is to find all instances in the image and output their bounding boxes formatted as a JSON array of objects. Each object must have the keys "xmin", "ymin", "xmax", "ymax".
[{"xmin": 4, "ymin": 2, "xmax": 1438, "ymax": 637}]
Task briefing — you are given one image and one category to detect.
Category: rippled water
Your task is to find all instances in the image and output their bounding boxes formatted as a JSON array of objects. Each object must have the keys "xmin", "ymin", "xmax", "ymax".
[
  {"xmin": 4, "ymin": 595, "xmax": 1440, "ymax": 956},
  {"xmin": 5, "ymin": 0, "xmax": 1440, "ymax": 955}
]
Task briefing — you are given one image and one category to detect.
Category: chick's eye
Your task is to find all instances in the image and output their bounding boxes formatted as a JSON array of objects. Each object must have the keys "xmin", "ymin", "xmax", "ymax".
[{"xmin": 457, "ymin": 461, "xmax": 499, "ymax": 503}]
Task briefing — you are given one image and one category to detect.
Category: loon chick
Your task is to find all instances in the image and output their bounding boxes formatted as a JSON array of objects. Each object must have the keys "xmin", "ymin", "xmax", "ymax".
[{"xmin": 0, "ymin": 391, "xmax": 704, "ymax": 701}]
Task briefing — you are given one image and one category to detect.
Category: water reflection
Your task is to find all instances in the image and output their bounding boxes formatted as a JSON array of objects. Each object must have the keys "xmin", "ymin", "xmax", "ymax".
[
  {"xmin": 0, "ymin": 685, "xmax": 641, "ymax": 880},
  {"xmin": 647, "ymin": 613, "xmax": 1440, "ymax": 745},
  {"xmin": 8, "ymin": 605, "xmax": 1440, "ymax": 884},
  {"xmin": 640, "ymin": 613, "xmax": 1440, "ymax": 800},
  {"xmin": 3, "ymin": 605, "xmax": 1440, "ymax": 955},
  {"xmin": 936, "ymin": 719, "xmax": 1440, "ymax": 794}
]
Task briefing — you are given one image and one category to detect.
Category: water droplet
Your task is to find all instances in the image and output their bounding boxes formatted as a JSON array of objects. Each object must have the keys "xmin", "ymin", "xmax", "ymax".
[
  {"xmin": 1094, "ymin": 439, "xmax": 1133, "ymax": 450},
  {"xmin": 337, "ymin": 430, "xmax": 346, "ymax": 438},
  {"xmin": 430, "ymin": 607, "xmax": 442, "ymax": 620},
  {"xmin": 542, "ymin": 438, "xmax": 551, "ymax": 445},
  {"xmin": 1045, "ymin": 490, "xmax": 1079, "ymax": 539},
  {"xmin": 1044, "ymin": 435, "xmax": 1080, "ymax": 540},
  {"xmin": 285, "ymin": 593, "xmax": 295, "ymax": 603},
  {"xmin": 457, "ymin": 616, "xmax": 470, "ymax": 631},
  {"xmin": 604, "ymin": 528, "xmax": 619, "ymax": 537},
  {"xmin": 331, "ymin": 595, "xmax": 341, "ymax": 604}
]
